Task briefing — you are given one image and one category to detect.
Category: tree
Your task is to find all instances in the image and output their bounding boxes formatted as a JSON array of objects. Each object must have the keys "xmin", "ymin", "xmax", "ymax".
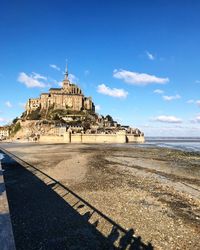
[
  {"xmin": 106, "ymin": 115, "xmax": 113, "ymax": 122},
  {"xmin": 12, "ymin": 117, "xmax": 19, "ymax": 124},
  {"xmin": 27, "ymin": 109, "xmax": 41, "ymax": 120}
]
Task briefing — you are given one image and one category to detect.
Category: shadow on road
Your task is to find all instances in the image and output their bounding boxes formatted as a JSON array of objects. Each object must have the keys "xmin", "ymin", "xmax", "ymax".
[{"xmin": 0, "ymin": 149, "xmax": 153, "ymax": 250}]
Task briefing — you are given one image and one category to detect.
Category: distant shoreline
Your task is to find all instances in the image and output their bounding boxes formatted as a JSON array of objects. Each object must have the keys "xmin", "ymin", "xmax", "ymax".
[
  {"xmin": 134, "ymin": 137, "xmax": 200, "ymax": 152},
  {"xmin": 146, "ymin": 136, "xmax": 200, "ymax": 141}
]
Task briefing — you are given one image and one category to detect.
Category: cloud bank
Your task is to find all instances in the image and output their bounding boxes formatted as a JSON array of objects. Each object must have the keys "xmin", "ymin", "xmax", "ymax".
[
  {"xmin": 0, "ymin": 117, "xmax": 6, "ymax": 122},
  {"xmin": 49, "ymin": 64, "xmax": 61, "ymax": 71},
  {"xmin": 186, "ymin": 99, "xmax": 200, "ymax": 107},
  {"xmin": 154, "ymin": 89, "xmax": 164, "ymax": 94},
  {"xmin": 68, "ymin": 73, "xmax": 78, "ymax": 83},
  {"xmin": 162, "ymin": 94, "xmax": 181, "ymax": 101},
  {"xmin": 196, "ymin": 100, "xmax": 200, "ymax": 106},
  {"xmin": 146, "ymin": 51, "xmax": 155, "ymax": 60},
  {"xmin": 153, "ymin": 115, "xmax": 182, "ymax": 123},
  {"xmin": 0, "ymin": 117, "xmax": 9, "ymax": 124},
  {"xmin": 5, "ymin": 101, "xmax": 12, "ymax": 108},
  {"xmin": 18, "ymin": 72, "xmax": 47, "ymax": 88},
  {"xmin": 113, "ymin": 69, "xmax": 169, "ymax": 86},
  {"xmin": 191, "ymin": 115, "xmax": 200, "ymax": 123},
  {"xmin": 97, "ymin": 84, "xmax": 128, "ymax": 98},
  {"xmin": 187, "ymin": 99, "xmax": 194, "ymax": 104}
]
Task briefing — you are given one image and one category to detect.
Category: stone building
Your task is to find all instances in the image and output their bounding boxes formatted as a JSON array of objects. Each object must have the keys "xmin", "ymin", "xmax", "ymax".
[
  {"xmin": 0, "ymin": 126, "xmax": 9, "ymax": 139},
  {"xmin": 26, "ymin": 66, "xmax": 95, "ymax": 114}
]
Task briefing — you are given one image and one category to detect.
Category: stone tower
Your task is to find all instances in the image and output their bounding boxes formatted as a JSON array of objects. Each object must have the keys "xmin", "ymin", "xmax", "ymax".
[{"xmin": 62, "ymin": 63, "xmax": 70, "ymax": 89}]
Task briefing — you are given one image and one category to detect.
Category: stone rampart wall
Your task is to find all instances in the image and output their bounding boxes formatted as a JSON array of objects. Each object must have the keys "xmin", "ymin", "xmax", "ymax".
[
  {"xmin": 39, "ymin": 133, "xmax": 144, "ymax": 144},
  {"xmin": 70, "ymin": 134, "xmax": 82, "ymax": 143},
  {"xmin": 81, "ymin": 133, "xmax": 126, "ymax": 143},
  {"xmin": 39, "ymin": 135, "xmax": 66, "ymax": 143},
  {"xmin": 127, "ymin": 135, "xmax": 145, "ymax": 143}
]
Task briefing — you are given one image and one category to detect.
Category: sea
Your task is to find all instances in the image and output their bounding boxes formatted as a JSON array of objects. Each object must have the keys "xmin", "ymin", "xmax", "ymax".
[{"xmin": 137, "ymin": 137, "xmax": 200, "ymax": 152}]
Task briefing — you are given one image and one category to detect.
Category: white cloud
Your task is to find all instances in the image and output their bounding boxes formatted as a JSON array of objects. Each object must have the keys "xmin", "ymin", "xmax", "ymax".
[
  {"xmin": 0, "ymin": 117, "xmax": 9, "ymax": 124},
  {"xmin": 196, "ymin": 100, "xmax": 200, "ymax": 106},
  {"xmin": 146, "ymin": 51, "xmax": 155, "ymax": 60},
  {"xmin": 57, "ymin": 81, "xmax": 63, "ymax": 87},
  {"xmin": 5, "ymin": 101, "xmax": 12, "ymax": 108},
  {"xmin": 68, "ymin": 73, "xmax": 78, "ymax": 83},
  {"xmin": 97, "ymin": 84, "xmax": 128, "ymax": 98},
  {"xmin": 0, "ymin": 117, "xmax": 6, "ymax": 122},
  {"xmin": 192, "ymin": 115, "xmax": 200, "ymax": 123},
  {"xmin": 32, "ymin": 72, "xmax": 47, "ymax": 80},
  {"xmin": 50, "ymin": 78, "xmax": 62, "ymax": 87},
  {"xmin": 18, "ymin": 72, "xmax": 47, "ymax": 88},
  {"xmin": 49, "ymin": 64, "xmax": 61, "ymax": 71},
  {"xmin": 186, "ymin": 99, "xmax": 200, "ymax": 106},
  {"xmin": 191, "ymin": 115, "xmax": 200, "ymax": 123},
  {"xmin": 187, "ymin": 99, "xmax": 195, "ymax": 104},
  {"xmin": 154, "ymin": 89, "xmax": 164, "ymax": 94},
  {"xmin": 162, "ymin": 94, "xmax": 181, "ymax": 101},
  {"xmin": 95, "ymin": 105, "xmax": 101, "ymax": 111},
  {"xmin": 113, "ymin": 69, "xmax": 169, "ymax": 86},
  {"xmin": 153, "ymin": 115, "xmax": 182, "ymax": 123},
  {"xmin": 140, "ymin": 123, "xmax": 200, "ymax": 137}
]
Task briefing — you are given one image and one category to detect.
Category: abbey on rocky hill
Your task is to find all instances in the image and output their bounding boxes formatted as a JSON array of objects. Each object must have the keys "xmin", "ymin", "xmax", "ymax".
[{"xmin": 26, "ymin": 65, "xmax": 95, "ymax": 115}]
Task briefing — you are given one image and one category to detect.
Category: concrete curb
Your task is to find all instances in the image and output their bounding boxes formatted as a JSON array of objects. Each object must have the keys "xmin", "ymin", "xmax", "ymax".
[{"xmin": 0, "ymin": 152, "xmax": 16, "ymax": 250}]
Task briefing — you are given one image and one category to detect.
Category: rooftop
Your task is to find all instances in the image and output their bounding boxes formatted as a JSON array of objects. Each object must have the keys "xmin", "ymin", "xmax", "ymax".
[{"xmin": 49, "ymin": 88, "xmax": 62, "ymax": 91}]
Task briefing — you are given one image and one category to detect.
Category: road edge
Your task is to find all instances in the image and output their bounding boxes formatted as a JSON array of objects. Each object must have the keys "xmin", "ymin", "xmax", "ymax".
[{"xmin": 0, "ymin": 151, "xmax": 16, "ymax": 250}]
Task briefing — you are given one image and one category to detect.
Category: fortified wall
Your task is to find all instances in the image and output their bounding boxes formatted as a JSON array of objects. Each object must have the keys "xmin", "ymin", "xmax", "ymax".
[{"xmin": 39, "ymin": 131, "xmax": 145, "ymax": 144}]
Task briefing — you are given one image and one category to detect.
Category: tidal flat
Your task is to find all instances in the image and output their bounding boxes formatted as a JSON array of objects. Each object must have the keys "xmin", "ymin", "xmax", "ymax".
[{"xmin": 1, "ymin": 142, "xmax": 200, "ymax": 249}]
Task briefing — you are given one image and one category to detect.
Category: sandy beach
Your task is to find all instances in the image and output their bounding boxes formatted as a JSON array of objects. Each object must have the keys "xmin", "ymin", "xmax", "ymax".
[{"xmin": 0, "ymin": 142, "xmax": 200, "ymax": 249}]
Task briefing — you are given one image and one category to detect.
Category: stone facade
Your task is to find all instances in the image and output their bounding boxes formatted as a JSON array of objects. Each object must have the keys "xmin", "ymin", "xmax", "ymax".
[
  {"xmin": 39, "ymin": 131, "xmax": 145, "ymax": 144},
  {"xmin": 0, "ymin": 126, "xmax": 9, "ymax": 139},
  {"xmin": 26, "ymin": 68, "xmax": 95, "ymax": 114}
]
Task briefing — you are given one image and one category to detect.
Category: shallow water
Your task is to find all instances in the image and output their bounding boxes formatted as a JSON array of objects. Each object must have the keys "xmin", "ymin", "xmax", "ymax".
[{"xmin": 142, "ymin": 137, "xmax": 200, "ymax": 152}]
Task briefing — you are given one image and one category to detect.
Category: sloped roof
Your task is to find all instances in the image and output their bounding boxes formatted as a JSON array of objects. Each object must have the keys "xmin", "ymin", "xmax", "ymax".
[{"xmin": 49, "ymin": 88, "xmax": 61, "ymax": 91}]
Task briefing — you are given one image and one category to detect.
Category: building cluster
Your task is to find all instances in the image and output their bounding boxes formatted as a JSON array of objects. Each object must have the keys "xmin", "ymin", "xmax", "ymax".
[
  {"xmin": 52, "ymin": 114, "xmax": 144, "ymax": 137},
  {"xmin": 0, "ymin": 126, "xmax": 9, "ymax": 140},
  {"xmin": 26, "ymin": 67, "xmax": 95, "ymax": 115}
]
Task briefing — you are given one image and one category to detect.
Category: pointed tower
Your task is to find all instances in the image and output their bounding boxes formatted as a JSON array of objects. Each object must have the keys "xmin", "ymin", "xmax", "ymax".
[
  {"xmin": 62, "ymin": 62, "xmax": 70, "ymax": 89},
  {"xmin": 64, "ymin": 62, "xmax": 68, "ymax": 80}
]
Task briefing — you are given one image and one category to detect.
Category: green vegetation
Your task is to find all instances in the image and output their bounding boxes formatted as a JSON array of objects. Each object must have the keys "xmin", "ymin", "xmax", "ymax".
[
  {"xmin": 21, "ymin": 106, "xmax": 105, "ymax": 132},
  {"xmin": 10, "ymin": 122, "xmax": 21, "ymax": 137},
  {"xmin": 27, "ymin": 108, "xmax": 41, "ymax": 120},
  {"xmin": 20, "ymin": 111, "xmax": 27, "ymax": 119},
  {"xmin": 52, "ymin": 113, "xmax": 60, "ymax": 120},
  {"xmin": 12, "ymin": 117, "xmax": 19, "ymax": 124},
  {"xmin": 106, "ymin": 115, "xmax": 113, "ymax": 122},
  {"xmin": 46, "ymin": 108, "xmax": 86, "ymax": 120}
]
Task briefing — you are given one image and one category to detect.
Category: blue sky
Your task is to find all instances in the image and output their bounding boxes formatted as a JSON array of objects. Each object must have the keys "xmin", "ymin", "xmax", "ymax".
[{"xmin": 0, "ymin": 0, "xmax": 200, "ymax": 136}]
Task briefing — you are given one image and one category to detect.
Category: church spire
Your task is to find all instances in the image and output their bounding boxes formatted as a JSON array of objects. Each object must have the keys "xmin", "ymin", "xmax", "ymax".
[
  {"xmin": 63, "ymin": 61, "xmax": 70, "ymax": 89},
  {"xmin": 65, "ymin": 61, "xmax": 68, "ymax": 79}
]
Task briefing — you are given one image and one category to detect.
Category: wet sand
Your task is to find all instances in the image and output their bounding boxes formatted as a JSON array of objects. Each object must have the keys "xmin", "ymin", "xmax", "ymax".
[{"xmin": 0, "ymin": 142, "xmax": 200, "ymax": 249}]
